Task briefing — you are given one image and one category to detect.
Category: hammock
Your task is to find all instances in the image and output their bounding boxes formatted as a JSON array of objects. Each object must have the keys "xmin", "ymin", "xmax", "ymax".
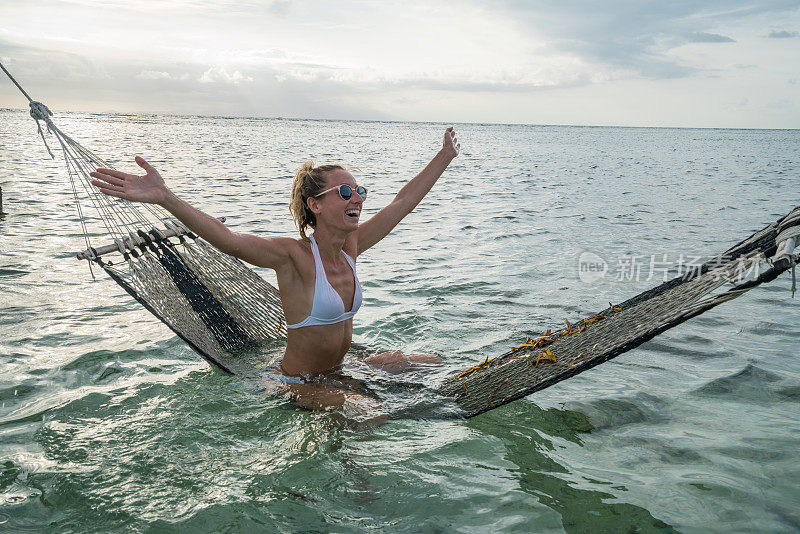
[
  {"xmin": 4, "ymin": 62, "xmax": 799, "ymax": 416},
  {"xmin": 1, "ymin": 61, "xmax": 286, "ymax": 375},
  {"xmin": 440, "ymin": 213, "xmax": 799, "ymax": 416}
]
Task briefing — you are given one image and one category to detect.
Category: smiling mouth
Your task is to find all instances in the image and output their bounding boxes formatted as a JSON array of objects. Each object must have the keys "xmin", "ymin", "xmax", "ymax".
[{"xmin": 345, "ymin": 209, "xmax": 360, "ymax": 218}]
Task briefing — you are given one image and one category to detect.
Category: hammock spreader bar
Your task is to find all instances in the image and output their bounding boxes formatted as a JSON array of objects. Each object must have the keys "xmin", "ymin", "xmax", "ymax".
[{"xmin": 76, "ymin": 218, "xmax": 225, "ymax": 260}]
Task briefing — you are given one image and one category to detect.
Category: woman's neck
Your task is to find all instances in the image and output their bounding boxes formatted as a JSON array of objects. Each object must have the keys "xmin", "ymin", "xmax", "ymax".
[{"xmin": 312, "ymin": 227, "xmax": 348, "ymax": 262}]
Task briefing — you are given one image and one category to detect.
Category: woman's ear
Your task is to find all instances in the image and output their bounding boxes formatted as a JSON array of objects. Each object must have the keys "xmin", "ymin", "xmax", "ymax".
[{"xmin": 306, "ymin": 196, "xmax": 322, "ymax": 215}]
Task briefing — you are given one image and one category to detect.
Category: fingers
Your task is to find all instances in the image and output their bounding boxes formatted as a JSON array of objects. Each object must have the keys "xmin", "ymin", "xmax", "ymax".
[
  {"xmin": 445, "ymin": 127, "xmax": 457, "ymax": 142},
  {"xmin": 445, "ymin": 127, "xmax": 459, "ymax": 150},
  {"xmin": 441, "ymin": 126, "xmax": 460, "ymax": 156},
  {"xmin": 89, "ymin": 171, "xmax": 124, "ymax": 186},
  {"xmin": 91, "ymin": 178, "xmax": 125, "ymax": 196},
  {"xmin": 91, "ymin": 178, "xmax": 121, "ymax": 190},
  {"xmin": 135, "ymin": 155, "xmax": 155, "ymax": 173},
  {"xmin": 92, "ymin": 167, "xmax": 132, "ymax": 180},
  {"xmin": 96, "ymin": 187, "xmax": 128, "ymax": 200}
]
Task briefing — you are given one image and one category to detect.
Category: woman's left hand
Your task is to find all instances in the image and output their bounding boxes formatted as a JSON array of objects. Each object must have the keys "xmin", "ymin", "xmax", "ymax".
[{"xmin": 442, "ymin": 127, "xmax": 460, "ymax": 160}]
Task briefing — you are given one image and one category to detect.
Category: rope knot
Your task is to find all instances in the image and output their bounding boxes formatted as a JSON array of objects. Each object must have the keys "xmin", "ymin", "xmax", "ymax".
[
  {"xmin": 28, "ymin": 101, "xmax": 56, "ymax": 158},
  {"xmin": 29, "ymin": 101, "xmax": 52, "ymax": 121}
]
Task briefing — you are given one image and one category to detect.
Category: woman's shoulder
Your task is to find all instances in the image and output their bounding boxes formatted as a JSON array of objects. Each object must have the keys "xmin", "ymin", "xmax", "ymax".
[
  {"xmin": 278, "ymin": 236, "xmax": 310, "ymax": 255},
  {"xmin": 254, "ymin": 235, "xmax": 306, "ymax": 251},
  {"xmin": 282, "ymin": 236, "xmax": 316, "ymax": 264},
  {"xmin": 260, "ymin": 236, "xmax": 314, "ymax": 281}
]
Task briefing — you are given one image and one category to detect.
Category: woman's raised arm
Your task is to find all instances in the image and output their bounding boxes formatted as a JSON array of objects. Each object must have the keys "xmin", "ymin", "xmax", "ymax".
[
  {"xmin": 356, "ymin": 127, "xmax": 460, "ymax": 255},
  {"xmin": 90, "ymin": 156, "xmax": 293, "ymax": 270}
]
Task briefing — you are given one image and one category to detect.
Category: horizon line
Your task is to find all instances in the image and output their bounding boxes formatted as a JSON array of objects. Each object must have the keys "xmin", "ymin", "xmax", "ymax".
[{"xmin": 1, "ymin": 106, "xmax": 797, "ymax": 132}]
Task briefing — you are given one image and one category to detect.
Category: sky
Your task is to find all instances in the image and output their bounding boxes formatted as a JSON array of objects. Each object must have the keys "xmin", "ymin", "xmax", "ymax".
[{"xmin": 0, "ymin": 0, "xmax": 799, "ymax": 128}]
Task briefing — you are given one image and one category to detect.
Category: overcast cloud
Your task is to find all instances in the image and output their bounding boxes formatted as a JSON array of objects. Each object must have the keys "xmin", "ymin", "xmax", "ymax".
[{"xmin": 0, "ymin": 0, "xmax": 798, "ymax": 127}]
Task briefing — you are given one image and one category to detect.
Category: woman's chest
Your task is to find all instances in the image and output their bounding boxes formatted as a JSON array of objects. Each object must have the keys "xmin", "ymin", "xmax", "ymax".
[{"xmin": 317, "ymin": 259, "xmax": 356, "ymax": 310}]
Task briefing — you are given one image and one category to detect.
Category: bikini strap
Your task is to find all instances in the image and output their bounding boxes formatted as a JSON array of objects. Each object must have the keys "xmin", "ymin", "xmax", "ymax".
[
  {"xmin": 342, "ymin": 250, "xmax": 357, "ymax": 272},
  {"xmin": 309, "ymin": 235, "xmax": 325, "ymax": 270}
]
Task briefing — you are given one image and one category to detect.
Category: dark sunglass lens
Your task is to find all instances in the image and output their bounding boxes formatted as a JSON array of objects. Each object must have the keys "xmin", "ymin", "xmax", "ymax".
[
  {"xmin": 338, "ymin": 184, "xmax": 353, "ymax": 200},
  {"xmin": 356, "ymin": 186, "xmax": 367, "ymax": 200}
]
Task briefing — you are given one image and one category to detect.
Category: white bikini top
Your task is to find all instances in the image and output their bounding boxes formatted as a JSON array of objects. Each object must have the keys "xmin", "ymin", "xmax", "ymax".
[{"xmin": 285, "ymin": 234, "xmax": 363, "ymax": 329}]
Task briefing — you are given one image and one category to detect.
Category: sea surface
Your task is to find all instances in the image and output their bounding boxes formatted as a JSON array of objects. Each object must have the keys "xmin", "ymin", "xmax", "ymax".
[{"xmin": 1, "ymin": 108, "xmax": 799, "ymax": 532}]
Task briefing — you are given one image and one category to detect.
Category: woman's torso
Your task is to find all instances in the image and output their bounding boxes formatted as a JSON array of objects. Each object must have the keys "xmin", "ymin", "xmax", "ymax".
[{"xmin": 276, "ymin": 234, "xmax": 361, "ymax": 375}]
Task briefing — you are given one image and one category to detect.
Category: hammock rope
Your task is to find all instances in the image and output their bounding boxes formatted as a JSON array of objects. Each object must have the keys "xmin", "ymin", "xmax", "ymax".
[
  {"xmin": 1, "ymin": 61, "xmax": 286, "ymax": 372},
  {"xmin": 3, "ymin": 61, "xmax": 797, "ymax": 415}
]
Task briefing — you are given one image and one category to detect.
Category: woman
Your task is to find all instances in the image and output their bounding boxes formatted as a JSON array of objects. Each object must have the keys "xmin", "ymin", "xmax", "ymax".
[{"xmin": 90, "ymin": 128, "xmax": 460, "ymax": 413}]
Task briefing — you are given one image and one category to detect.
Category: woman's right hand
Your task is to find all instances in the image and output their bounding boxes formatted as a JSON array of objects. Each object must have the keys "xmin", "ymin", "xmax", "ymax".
[{"xmin": 90, "ymin": 156, "xmax": 170, "ymax": 205}]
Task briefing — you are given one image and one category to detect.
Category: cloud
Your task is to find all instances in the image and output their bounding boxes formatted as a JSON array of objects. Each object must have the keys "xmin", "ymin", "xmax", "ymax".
[
  {"xmin": 0, "ymin": 36, "xmax": 113, "ymax": 95},
  {"xmin": 1, "ymin": 40, "xmax": 393, "ymax": 120},
  {"xmin": 268, "ymin": 0, "xmax": 291, "ymax": 16},
  {"xmin": 2, "ymin": 1, "xmax": 799, "ymax": 126},
  {"xmin": 57, "ymin": 0, "xmax": 290, "ymax": 15},
  {"xmin": 482, "ymin": 0, "xmax": 798, "ymax": 80},
  {"xmin": 135, "ymin": 70, "xmax": 172, "ymax": 80},
  {"xmin": 685, "ymin": 32, "xmax": 736, "ymax": 43},
  {"xmin": 199, "ymin": 66, "xmax": 253, "ymax": 84},
  {"xmin": 268, "ymin": 61, "xmax": 590, "ymax": 94},
  {"xmin": 768, "ymin": 29, "xmax": 799, "ymax": 38}
]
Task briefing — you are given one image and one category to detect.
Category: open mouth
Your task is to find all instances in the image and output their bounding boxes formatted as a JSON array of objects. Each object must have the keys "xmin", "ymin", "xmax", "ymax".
[{"xmin": 345, "ymin": 209, "xmax": 360, "ymax": 219}]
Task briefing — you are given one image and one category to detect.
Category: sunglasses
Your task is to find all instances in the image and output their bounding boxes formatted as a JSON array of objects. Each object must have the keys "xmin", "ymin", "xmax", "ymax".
[{"xmin": 314, "ymin": 184, "xmax": 368, "ymax": 201}]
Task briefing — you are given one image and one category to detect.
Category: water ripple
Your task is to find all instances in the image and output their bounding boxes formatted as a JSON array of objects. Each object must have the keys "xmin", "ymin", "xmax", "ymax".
[{"xmin": 1, "ymin": 111, "xmax": 799, "ymax": 532}]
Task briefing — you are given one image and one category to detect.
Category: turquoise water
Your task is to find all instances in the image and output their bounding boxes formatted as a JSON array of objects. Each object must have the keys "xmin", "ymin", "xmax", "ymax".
[{"xmin": 1, "ymin": 109, "xmax": 799, "ymax": 532}]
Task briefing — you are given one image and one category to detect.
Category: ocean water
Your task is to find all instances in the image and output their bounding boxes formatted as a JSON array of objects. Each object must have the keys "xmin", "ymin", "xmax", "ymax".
[{"xmin": 1, "ymin": 108, "xmax": 799, "ymax": 532}]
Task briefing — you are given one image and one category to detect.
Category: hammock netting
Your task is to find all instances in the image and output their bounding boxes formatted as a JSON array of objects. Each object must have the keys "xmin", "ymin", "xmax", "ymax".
[
  {"xmin": 440, "ymin": 216, "xmax": 798, "ymax": 416},
  {"xmin": 4, "ymin": 62, "xmax": 798, "ymax": 417}
]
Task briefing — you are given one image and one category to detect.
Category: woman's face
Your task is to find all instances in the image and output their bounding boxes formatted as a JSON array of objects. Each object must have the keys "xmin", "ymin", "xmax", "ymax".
[{"xmin": 312, "ymin": 169, "xmax": 364, "ymax": 233}]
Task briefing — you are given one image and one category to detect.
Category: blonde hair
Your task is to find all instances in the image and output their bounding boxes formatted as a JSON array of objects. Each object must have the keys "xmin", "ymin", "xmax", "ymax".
[{"xmin": 289, "ymin": 161, "xmax": 346, "ymax": 238}]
